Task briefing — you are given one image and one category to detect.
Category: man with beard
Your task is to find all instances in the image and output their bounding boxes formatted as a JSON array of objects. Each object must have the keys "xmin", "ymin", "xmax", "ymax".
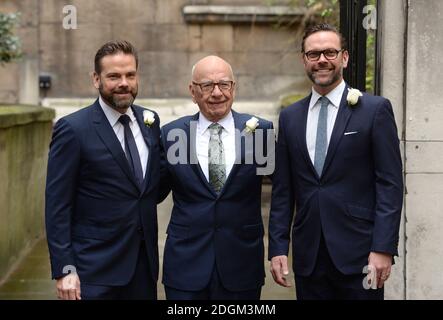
[
  {"xmin": 268, "ymin": 24, "xmax": 403, "ymax": 299},
  {"xmin": 45, "ymin": 40, "xmax": 161, "ymax": 300}
]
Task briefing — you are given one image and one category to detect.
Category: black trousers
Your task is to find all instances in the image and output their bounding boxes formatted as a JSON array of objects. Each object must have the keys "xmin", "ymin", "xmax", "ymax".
[
  {"xmin": 295, "ymin": 233, "xmax": 384, "ymax": 300},
  {"xmin": 81, "ymin": 242, "xmax": 157, "ymax": 300}
]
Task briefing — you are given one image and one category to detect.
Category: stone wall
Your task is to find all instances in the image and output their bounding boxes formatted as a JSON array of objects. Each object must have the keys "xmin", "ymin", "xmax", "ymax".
[
  {"xmin": 403, "ymin": 0, "xmax": 443, "ymax": 300},
  {"xmin": 35, "ymin": 0, "xmax": 309, "ymax": 99},
  {"xmin": 0, "ymin": 106, "xmax": 55, "ymax": 283},
  {"xmin": 378, "ymin": 0, "xmax": 406, "ymax": 300},
  {"xmin": 380, "ymin": 0, "xmax": 443, "ymax": 299}
]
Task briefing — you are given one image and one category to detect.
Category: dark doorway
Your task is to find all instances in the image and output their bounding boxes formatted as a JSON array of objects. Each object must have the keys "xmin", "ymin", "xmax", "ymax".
[{"xmin": 340, "ymin": 0, "xmax": 379, "ymax": 94}]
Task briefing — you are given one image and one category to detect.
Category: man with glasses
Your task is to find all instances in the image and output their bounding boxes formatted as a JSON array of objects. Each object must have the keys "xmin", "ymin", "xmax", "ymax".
[
  {"xmin": 159, "ymin": 55, "xmax": 274, "ymax": 299},
  {"xmin": 268, "ymin": 24, "xmax": 403, "ymax": 300}
]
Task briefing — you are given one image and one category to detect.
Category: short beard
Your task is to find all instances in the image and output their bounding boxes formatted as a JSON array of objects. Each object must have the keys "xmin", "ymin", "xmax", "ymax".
[
  {"xmin": 99, "ymin": 83, "xmax": 137, "ymax": 111},
  {"xmin": 308, "ymin": 67, "xmax": 342, "ymax": 88}
]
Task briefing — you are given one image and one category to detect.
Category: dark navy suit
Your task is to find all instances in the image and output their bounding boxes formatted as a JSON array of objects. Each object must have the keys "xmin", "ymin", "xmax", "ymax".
[
  {"xmin": 160, "ymin": 111, "xmax": 274, "ymax": 299},
  {"xmin": 269, "ymin": 85, "xmax": 403, "ymax": 299},
  {"xmin": 45, "ymin": 100, "xmax": 161, "ymax": 299}
]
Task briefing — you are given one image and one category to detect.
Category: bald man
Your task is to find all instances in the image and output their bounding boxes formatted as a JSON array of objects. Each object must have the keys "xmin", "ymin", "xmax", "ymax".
[{"xmin": 159, "ymin": 56, "xmax": 274, "ymax": 300}]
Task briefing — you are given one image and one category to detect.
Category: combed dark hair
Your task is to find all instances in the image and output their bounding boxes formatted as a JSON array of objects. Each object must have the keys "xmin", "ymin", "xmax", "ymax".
[
  {"xmin": 301, "ymin": 23, "xmax": 347, "ymax": 52},
  {"xmin": 94, "ymin": 40, "xmax": 138, "ymax": 74}
]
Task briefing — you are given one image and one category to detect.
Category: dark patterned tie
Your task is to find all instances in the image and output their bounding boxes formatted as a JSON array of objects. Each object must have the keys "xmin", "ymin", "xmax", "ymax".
[
  {"xmin": 119, "ymin": 115, "xmax": 144, "ymax": 187},
  {"xmin": 208, "ymin": 123, "xmax": 226, "ymax": 193},
  {"xmin": 314, "ymin": 96, "xmax": 329, "ymax": 177}
]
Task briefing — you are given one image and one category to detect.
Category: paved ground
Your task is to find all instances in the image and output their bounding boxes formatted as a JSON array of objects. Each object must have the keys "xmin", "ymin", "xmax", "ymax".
[
  {"xmin": 0, "ymin": 184, "xmax": 294, "ymax": 300},
  {"xmin": 0, "ymin": 239, "xmax": 54, "ymax": 300}
]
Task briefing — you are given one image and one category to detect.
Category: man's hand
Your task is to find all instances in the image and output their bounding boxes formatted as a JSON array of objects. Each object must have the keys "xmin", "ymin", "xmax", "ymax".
[
  {"xmin": 270, "ymin": 255, "xmax": 292, "ymax": 287},
  {"xmin": 368, "ymin": 252, "xmax": 392, "ymax": 289},
  {"xmin": 56, "ymin": 273, "xmax": 81, "ymax": 300}
]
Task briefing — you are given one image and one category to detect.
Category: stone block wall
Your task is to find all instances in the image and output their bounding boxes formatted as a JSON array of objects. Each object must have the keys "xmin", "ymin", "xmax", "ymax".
[
  {"xmin": 0, "ymin": 106, "xmax": 55, "ymax": 283},
  {"xmin": 34, "ymin": 0, "xmax": 309, "ymax": 99},
  {"xmin": 380, "ymin": 0, "xmax": 443, "ymax": 299},
  {"xmin": 403, "ymin": 0, "xmax": 443, "ymax": 300}
]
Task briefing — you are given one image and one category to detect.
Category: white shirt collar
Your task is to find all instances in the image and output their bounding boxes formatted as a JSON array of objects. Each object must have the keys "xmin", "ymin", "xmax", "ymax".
[
  {"xmin": 99, "ymin": 95, "xmax": 136, "ymax": 126},
  {"xmin": 198, "ymin": 111, "xmax": 235, "ymax": 135},
  {"xmin": 309, "ymin": 80, "xmax": 346, "ymax": 110}
]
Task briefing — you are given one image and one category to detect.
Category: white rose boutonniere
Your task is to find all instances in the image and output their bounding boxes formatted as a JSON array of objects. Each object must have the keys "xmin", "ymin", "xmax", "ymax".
[
  {"xmin": 346, "ymin": 88, "xmax": 363, "ymax": 107},
  {"xmin": 143, "ymin": 110, "xmax": 155, "ymax": 127},
  {"xmin": 245, "ymin": 116, "xmax": 259, "ymax": 133}
]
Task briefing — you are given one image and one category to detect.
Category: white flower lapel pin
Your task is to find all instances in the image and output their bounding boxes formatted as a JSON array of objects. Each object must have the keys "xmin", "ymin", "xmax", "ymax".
[
  {"xmin": 346, "ymin": 88, "xmax": 363, "ymax": 107},
  {"xmin": 143, "ymin": 110, "xmax": 155, "ymax": 127},
  {"xmin": 245, "ymin": 116, "xmax": 259, "ymax": 133}
]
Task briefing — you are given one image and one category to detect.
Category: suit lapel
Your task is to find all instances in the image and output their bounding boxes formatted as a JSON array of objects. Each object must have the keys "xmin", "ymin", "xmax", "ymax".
[
  {"xmin": 322, "ymin": 85, "xmax": 353, "ymax": 175},
  {"xmin": 132, "ymin": 106, "xmax": 152, "ymax": 193},
  {"xmin": 296, "ymin": 94, "xmax": 318, "ymax": 178},
  {"xmin": 185, "ymin": 113, "xmax": 218, "ymax": 197},
  {"xmin": 91, "ymin": 100, "xmax": 140, "ymax": 190},
  {"xmin": 218, "ymin": 110, "xmax": 245, "ymax": 197}
]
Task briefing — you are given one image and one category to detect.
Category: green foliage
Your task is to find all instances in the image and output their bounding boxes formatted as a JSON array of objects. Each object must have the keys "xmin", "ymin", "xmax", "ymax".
[
  {"xmin": 310, "ymin": 0, "xmax": 339, "ymax": 21},
  {"xmin": 365, "ymin": 0, "xmax": 377, "ymax": 93},
  {"xmin": 0, "ymin": 12, "xmax": 22, "ymax": 64},
  {"xmin": 266, "ymin": 0, "xmax": 339, "ymax": 25},
  {"xmin": 366, "ymin": 30, "xmax": 375, "ymax": 93},
  {"xmin": 300, "ymin": 0, "xmax": 340, "ymax": 23}
]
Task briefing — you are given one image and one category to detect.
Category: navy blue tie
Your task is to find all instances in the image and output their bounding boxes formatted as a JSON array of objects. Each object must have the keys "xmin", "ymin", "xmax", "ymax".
[{"xmin": 119, "ymin": 115, "xmax": 144, "ymax": 187}]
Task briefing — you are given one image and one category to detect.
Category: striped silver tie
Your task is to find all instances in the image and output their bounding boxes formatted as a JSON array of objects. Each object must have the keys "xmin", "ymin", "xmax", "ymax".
[{"xmin": 208, "ymin": 123, "xmax": 226, "ymax": 193}]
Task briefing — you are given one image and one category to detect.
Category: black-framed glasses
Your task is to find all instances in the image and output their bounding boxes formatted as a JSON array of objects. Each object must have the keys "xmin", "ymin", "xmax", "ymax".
[
  {"xmin": 304, "ymin": 49, "xmax": 344, "ymax": 61},
  {"xmin": 192, "ymin": 80, "xmax": 234, "ymax": 93}
]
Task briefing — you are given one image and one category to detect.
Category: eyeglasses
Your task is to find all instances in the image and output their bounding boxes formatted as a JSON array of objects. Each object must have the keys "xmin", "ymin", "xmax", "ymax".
[
  {"xmin": 304, "ymin": 49, "xmax": 344, "ymax": 61},
  {"xmin": 192, "ymin": 80, "xmax": 234, "ymax": 93}
]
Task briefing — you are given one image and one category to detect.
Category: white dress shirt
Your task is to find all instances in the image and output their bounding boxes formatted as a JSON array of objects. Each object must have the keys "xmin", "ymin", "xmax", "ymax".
[
  {"xmin": 196, "ymin": 111, "xmax": 236, "ymax": 182},
  {"xmin": 99, "ymin": 96, "xmax": 149, "ymax": 178},
  {"xmin": 306, "ymin": 80, "xmax": 346, "ymax": 166}
]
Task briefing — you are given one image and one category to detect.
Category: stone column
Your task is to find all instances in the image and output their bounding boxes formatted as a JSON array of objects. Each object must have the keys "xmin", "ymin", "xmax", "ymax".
[
  {"xmin": 403, "ymin": 0, "xmax": 443, "ymax": 300},
  {"xmin": 378, "ymin": 0, "xmax": 407, "ymax": 300}
]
